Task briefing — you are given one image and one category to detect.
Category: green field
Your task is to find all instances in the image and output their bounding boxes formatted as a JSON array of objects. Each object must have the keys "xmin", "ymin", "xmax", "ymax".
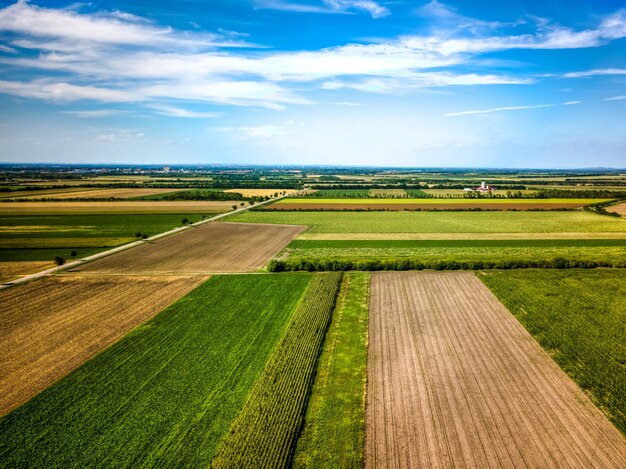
[
  {"xmin": 480, "ymin": 270, "xmax": 626, "ymax": 436},
  {"xmin": 0, "ymin": 274, "xmax": 312, "ymax": 466},
  {"xmin": 229, "ymin": 211, "xmax": 626, "ymax": 233},
  {"xmin": 275, "ymin": 197, "xmax": 608, "ymax": 205},
  {"xmin": 300, "ymin": 189, "xmax": 370, "ymax": 198},
  {"xmin": 214, "ymin": 272, "xmax": 341, "ymax": 467},
  {"xmin": 294, "ymin": 272, "xmax": 369, "ymax": 468},
  {"xmin": 0, "ymin": 213, "xmax": 212, "ymax": 261}
]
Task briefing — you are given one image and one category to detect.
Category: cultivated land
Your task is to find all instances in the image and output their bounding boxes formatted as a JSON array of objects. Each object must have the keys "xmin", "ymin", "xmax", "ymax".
[
  {"xmin": 214, "ymin": 273, "xmax": 341, "ymax": 467},
  {"xmin": 78, "ymin": 222, "xmax": 304, "ymax": 274},
  {"xmin": 269, "ymin": 197, "xmax": 607, "ymax": 210},
  {"xmin": 367, "ymin": 272, "xmax": 626, "ymax": 468},
  {"xmin": 229, "ymin": 210, "xmax": 626, "ymax": 233},
  {"xmin": 225, "ymin": 188, "xmax": 297, "ymax": 197},
  {"xmin": 0, "ymin": 213, "xmax": 214, "ymax": 262},
  {"xmin": 6, "ymin": 188, "xmax": 188, "ymax": 200},
  {"xmin": 0, "ymin": 274, "xmax": 206, "ymax": 415},
  {"xmin": 480, "ymin": 270, "xmax": 626, "ymax": 435},
  {"xmin": 608, "ymin": 201, "xmax": 626, "ymax": 215},
  {"xmin": 0, "ymin": 274, "xmax": 311, "ymax": 466},
  {"xmin": 294, "ymin": 272, "xmax": 370, "ymax": 468},
  {"xmin": 0, "ymin": 201, "xmax": 238, "ymax": 215},
  {"xmin": 0, "ymin": 261, "xmax": 52, "ymax": 283}
]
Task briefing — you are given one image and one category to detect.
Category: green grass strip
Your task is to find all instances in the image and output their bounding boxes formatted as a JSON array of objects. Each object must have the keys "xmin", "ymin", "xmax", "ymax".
[
  {"xmin": 289, "ymin": 239, "xmax": 626, "ymax": 249},
  {"xmin": 0, "ymin": 274, "xmax": 311, "ymax": 467},
  {"xmin": 293, "ymin": 272, "xmax": 370, "ymax": 468},
  {"xmin": 479, "ymin": 270, "xmax": 626, "ymax": 435},
  {"xmin": 213, "ymin": 272, "xmax": 343, "ymax": 468}
]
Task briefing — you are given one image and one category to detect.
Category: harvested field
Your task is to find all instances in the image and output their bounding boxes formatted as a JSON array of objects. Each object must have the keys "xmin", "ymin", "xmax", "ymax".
[
  {"xmin": 0, "ymin": 201, "xmax": 238, "ymax": 215},
  {"xmin": 367, "ymin": 271, "xmax": 626, "ymax": 468},
  {"xmin": 298, "ymin": 231, "xmax": 626, "ymax": 240},
  {"xmin": 225, "ymin": 188, "xmax": 297, "ymax": 197},
  {"xmin": 0, "ymin": 274, "xmax": 205, "ymax": 415},
  {"xmin": 607, "ymin": 202, "xmax": 626, "ymax": 215},
  {"xmin": 10, "ymin": 188, "xmax": 188, "ymax": 200},
  {"xmin": 266, "ymin": 202, "xmax": 595, "ymax": 210},
  {"xmin": 79, "ymin": 222, "xmax": 305, "ymax": 273},
  {"xmin": 0, "ymin": 261, "xmax": 53, "ymax": 283}
]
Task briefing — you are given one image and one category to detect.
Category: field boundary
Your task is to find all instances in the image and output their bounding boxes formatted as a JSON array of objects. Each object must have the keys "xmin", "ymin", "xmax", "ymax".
[{"xmin": 0, "ymin": 193, "xmax": 294, "ymax": 290}]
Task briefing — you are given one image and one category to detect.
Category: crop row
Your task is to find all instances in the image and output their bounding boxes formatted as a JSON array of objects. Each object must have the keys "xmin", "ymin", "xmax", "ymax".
[{"xmin": 213, "ymin": 272, "xmax": 343, "ymax": 468}]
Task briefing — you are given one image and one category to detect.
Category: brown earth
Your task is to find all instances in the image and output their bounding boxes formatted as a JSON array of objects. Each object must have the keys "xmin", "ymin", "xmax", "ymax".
[
  {"xmin": 9, "ymin": 188, "xmax": 187, "ymax": 200},
  {"xmin": 607, "ymin": 202, "xmax": 626, "ymax": 215},
  {"xmin": 265, "ymin": 202, "xmax": 587, "ymax": 211},
  {"xmin": 366, "ymin": 271, "xmax": 626, "ymax": 468},
  {"xmin": 0, "ymin": 201, "xmax": 239, "ymax": 215},
  {"xmin": 0, "ymin": 261, "xmax": 53, "ymax": 283},
  {"xmin": 0, "ymin": 274, "xmax": 206, "ymax": 416},
  {"xmin": 77, "ymin": 222, "xmax": 305, "ymax": 274}
]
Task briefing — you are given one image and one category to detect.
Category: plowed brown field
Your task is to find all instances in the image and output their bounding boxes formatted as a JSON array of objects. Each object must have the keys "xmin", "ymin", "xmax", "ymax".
[
  {"xmin": 78, "ymin": 222, "xmax": 305, "ymax": 274},
  {"xmin": 607, "ymin": 202, "xmax": 626, "ymax": 215},
  {"xmin": 367, "ymin": 271, "xmax": 626, "ymax": 468},
  {"xmin": 0, "ymin": 274, "xmax": 206, "ymax": 415}
]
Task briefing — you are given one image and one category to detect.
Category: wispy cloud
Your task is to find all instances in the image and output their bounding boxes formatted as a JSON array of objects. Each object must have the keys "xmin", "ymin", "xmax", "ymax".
[
  {"xmin": 604, "ymin": 95, "xmax": 626, "ymax": 101},
  {"xmin": 146, "ymin": 104, "xmax": 217, "ymax": 118},
  {"xmin": 564, "ymin": 68, "xmax": 626, "ymax": 78},
  {"xmin": 335, "ymin": 101, "xmax": 361, "ymax": 106},
  {"xmin": 0, "ymin": 79, "xmax": 136, "ymax": 102},
  {"xmin": 562, "ymin": 101, "xmax": 581, "ymax": 105},
  {"xmin": 445, "ymin": 103, "xmax": 553, "ymax": 117},
  {"xmin": 254, "ymin": 0, "xmax": 389, "ymax": 18},
  {"xmin": 62, "ymin": 109, "xmax": 129, "ymax": 117}
]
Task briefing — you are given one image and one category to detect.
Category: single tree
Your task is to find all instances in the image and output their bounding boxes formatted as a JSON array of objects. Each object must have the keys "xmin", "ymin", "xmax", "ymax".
[
  {"xmin": 232, "ymin": 205, "xmax": 238, "ymax": 211},
  {"xmin": 181, "ymin": 217, "xmax": 189, "ymax": 225},
  {"xmin": 54, "ymin": 256, "xmax": 65, "ymax": 267},
  {"xmin": 70, "ymin": 250, "xmax": 77, "ymax": 258},
  {"xmin": 135, "ymin": 231, "xmax": 142, "ymax": 238},
  {"xmin": 142, "ymin": 234, "xmax": 148, "ymax": 239}
]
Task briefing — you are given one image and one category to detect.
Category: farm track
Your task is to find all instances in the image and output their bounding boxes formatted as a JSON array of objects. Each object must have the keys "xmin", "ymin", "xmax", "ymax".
[
  {"xmin": 0, "ymin": 274, "xmax": 206, "ymax": 416},
  {"xmin": 77, "ymin": 222, "xmax": 305, "ymax": 274},
  {"xmin": 367, "ymin": 271, "xmax": 626, "ymax": 468}
]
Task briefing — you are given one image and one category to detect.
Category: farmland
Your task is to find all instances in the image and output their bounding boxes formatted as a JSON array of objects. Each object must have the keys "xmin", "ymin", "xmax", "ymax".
[
  {"xmin": 0, "ymin": 274, "xmax": 206, "ymax": 415},
  {"xmin": 224, "ymin": 188, "xmax": 297, "ymax": 197},
  {"xmin": 480, "ymin": 270, "xmax": 626, "ymax": 435},
  {"xmin": 0, "ymin": 213, "xmax": 215, "ymax": 262},
  {"xmin": 78, "ymin": 222, "xmax": 304, "ymax": 274},
  {"xmin": 229, "ymin": 210, "xmax": 626, "ymax": 233},
  {"xmin": 213, "ymin": 272, "xmax": 341, "ymax": 467},
  {"xmin": 4, "ymin": 188, "xmax": 188, "ymax": 200},
  {"xmin": 268, "ymin": 197, "xmax": 608, "ymax": 211},
  {"xmin": 294, "ymin": 272, "xmax": 370, "ymax": 468},
  {"xmin": 0, "ymin": 274, "xmax": 312, "ymax": 466},
  {"xmin": 608, "ymin": 201, "xmax": 626, "ymax": 216},
  {"xmin": 367, "ymin": 272, "xmax": 626, "ymax": 467},
  {"xmin": 0, "ymin": 201, "xmax": 238, "ymax": 215}
]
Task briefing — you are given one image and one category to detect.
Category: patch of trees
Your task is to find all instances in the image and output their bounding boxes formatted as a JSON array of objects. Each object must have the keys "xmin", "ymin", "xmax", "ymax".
[
  {"xmin": 534, "ymin": 189, "xmax": 626, "ymax": 199},
  {"xmin": 267, "ymin": 257, "xmax": 623, "ymax": 272}
]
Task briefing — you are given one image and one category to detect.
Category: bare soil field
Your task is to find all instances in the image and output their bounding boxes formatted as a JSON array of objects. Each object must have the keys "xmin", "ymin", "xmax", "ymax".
[
  {"xmin": 367, "ymin": 271, "xmax": 626, "ymax": 468},
  {"xmin": 0, "ymin": 274, "xmax": 206, "ymax": 416},
  {"xmin": 265, "ymin": 202, "xmax": 590, "ymax": 211},
  {"xmin": 9, "ymin": 188, "xmax": 187, "ymax": 200},
  {"xmin": 0, "ymin": 261, "xmax": 53, "ymax": 283},
  {"xmin": 0, "ymin": 201, "xmax": 238, "ymax": 215},
  {"xmin": 78, "ymin": 222, "xmax": 305, "ymax": 274},
  {"xmin": 607, "ymin": 202, "xmax": 626, "ymax": 215}
]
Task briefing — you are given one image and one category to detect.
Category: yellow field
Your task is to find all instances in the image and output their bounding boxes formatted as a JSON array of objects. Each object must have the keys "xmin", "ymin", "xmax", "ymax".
[
  {"xmin": 0, "ymin": 261, "xmax": 53, "ymax": 283},
  {"xmin": 8, "ymin": 188, "xmax": 187, "ymax": 200},
  {"xmin": 225, "ymin": 188, "xmax": 297, "ymax": 197}
]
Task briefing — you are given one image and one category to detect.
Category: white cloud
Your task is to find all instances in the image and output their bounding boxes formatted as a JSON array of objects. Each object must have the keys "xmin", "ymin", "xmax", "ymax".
[
  {"xmin": 335, "ymin": 101, "xmax": 361, "ymax": 106},
  {"xmin": 604, "ymin": 95, "xmax": 626, "ymax": 101},
  {"xmin": 562, "ymin": 101, "xmax": 581, "ymax": 105},
  {"xmin": 96, "ymin": 129, "xmax": 144, "ymax": 142},
  {"xmin": 0, "ymin": 0, "xmax": 249, "ymax": 49},
  {"xmin": 0, "ymin": 79, "xmax": 137, "ymax": 102},
  {"xmin": 146, "ymin": 104, "xmax": 217, "ymax": 118},
  {"xmin": 564, "ymin": 68, "xmax": 626, "ymax": 78},
  {"xmin": 254, "ymin": 0, "xmax": 389, "ymax": 18},
  {"xmin": 0, "ymin": 43, "xmax": 16, "ymax": 53},
  {"xmin": 445, "ymin": 104, "xmax": 553, "ymax": 117},
  {"xmin": 62, "ymin": 109, "xmax": 128, "ymax": 117}
]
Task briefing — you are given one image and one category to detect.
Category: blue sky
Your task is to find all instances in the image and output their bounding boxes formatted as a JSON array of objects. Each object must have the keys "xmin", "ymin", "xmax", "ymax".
[{"xmin": 0, "ymin": 0, "xmax": 625, "ymax": 168}]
